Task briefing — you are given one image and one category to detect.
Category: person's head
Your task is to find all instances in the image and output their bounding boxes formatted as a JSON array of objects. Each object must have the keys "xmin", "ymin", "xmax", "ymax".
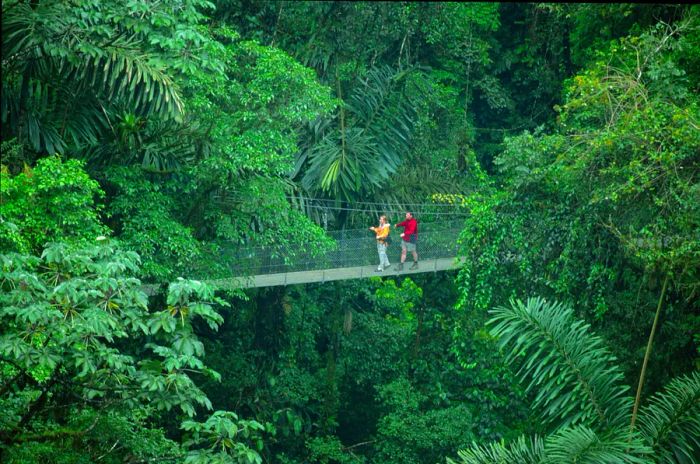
[
  {"xmin": 405, "ymin": 212, "xmax": 413, "ymax": 220},
  {"xmin": 379, "ymin": 215, "xmax": 387, "ymax": 224}
]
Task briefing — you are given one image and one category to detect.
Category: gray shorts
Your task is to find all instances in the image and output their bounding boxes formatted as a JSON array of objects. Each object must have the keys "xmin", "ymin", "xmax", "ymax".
[{"xmin": 401, "ymin": 240, "xmax": 416, "ymax": 252}]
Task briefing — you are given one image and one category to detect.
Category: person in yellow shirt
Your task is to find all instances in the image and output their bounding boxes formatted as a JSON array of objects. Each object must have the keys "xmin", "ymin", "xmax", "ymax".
[{"xmin": 369, "ymin": 215, "xmax": 391, "ymax": 272}]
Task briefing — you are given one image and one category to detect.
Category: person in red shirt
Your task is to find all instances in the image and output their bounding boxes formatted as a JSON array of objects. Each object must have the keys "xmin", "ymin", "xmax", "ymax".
[{"xmin": 394, "ymin": 211, "xmax": 418, "ymax": 270}]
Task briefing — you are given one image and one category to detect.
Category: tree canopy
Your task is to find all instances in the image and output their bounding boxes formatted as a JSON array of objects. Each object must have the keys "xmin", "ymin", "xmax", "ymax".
[{"xmin": 1, "ymin": 2, "xmax": 698, "ymax": 463}]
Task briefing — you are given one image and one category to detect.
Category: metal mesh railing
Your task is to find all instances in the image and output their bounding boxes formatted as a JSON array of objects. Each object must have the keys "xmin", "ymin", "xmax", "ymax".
[{"xmin": 216, "ymin": 221, "xmax": 465, "ymax": 277}]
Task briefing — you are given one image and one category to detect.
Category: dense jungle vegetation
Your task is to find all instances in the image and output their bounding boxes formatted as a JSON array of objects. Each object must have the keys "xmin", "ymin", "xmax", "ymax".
[{"xmin": 1, "ymin": 2, "xmax": 699, "ymax": 463}]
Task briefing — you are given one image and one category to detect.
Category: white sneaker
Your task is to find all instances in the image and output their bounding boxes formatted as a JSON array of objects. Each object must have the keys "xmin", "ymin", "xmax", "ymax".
[{"xmin": 376, "ymin": 267, "xmax": 383, "ymax": 272}]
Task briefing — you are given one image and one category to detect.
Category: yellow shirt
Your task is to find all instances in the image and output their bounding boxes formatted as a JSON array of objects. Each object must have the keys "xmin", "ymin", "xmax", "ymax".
[{"xmin": 371, "ymin": 224, "xmax": 390, "ymax": 241}]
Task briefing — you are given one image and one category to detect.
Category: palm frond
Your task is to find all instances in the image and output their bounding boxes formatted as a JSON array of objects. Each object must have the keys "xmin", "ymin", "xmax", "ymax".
[
  {"xmin": 2, "ymin": 1, "xmax": 184, "ymax": 154},
  {"xmin": 636, "ymin": 370, "xmax": 700, "ymax": 463},
  {"xmin": 346, "ymin": 65, "xmax": 414, "ymax": 168},
  {"xmin": 301, "ymin": 126, "xmax": 381, "ymax": 200},
  {"xmin": 68, "ymin": 35, "xmax": 184, "ymax": 119},
  {"xmin": 450, "ymin": 427, "xmax": 654, "ymax": 464},
  {"xmin": 544, "ymin": 426, "xmax": 653, "ymax": 464},
  {"xmin": 82, "ymin": 113, "xmax": 198, "ymax": 172},
  {"xmin": 447, "ymin": 435, "xmax": 545, "ymax": 464},
  {"xmin": 296, "ymin": 65, "xmax": 418, "ymax": 205},
  {"xmin": 24, "ymin": 107, "xmax": 66, "ymax": 155},
  {"xmin": 488, "ymin": 297, "xmax": 632, "ymax": 431}
]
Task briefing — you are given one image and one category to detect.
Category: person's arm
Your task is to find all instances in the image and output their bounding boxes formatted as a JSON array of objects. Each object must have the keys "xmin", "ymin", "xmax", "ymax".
[
  {"xmin": 396, "ymin": 220, "xmax": 406, "ymax": 238},
  {"xmin": 376, "ymin": 225, "xmax": 389, "ymax": 240}
]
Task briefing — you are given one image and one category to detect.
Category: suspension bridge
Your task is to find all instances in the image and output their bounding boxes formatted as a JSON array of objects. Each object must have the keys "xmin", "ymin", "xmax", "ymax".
[{"xmin": 202, "ymin": 221, "xmax": 467, "ymax": 289}]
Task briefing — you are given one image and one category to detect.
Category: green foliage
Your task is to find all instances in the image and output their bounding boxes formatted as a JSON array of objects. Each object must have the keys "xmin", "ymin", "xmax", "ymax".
[
  {"xmin": 373, "ymin": 278, "xmax": 423, "ymax": 327},
  {"xmin": 306, "ymin": 435, "xmax": 365, "ymax": 464},
  {"xmin": 450, "ymin": 297, "xmax": 699, "ymax": 464},
  {"xmin": 637, "ymin": 371, "xmax": 700, "ymax": 463},
  {"xmin": 0, "ymin": 242, "xmax": 260, "ymax": 463},
  {"xmin": 2, "ymin": 2, "xmax": 698, "ymax": 463},
  {"xmin": 4, "ymin": 409, "xmax": 181, "ymax": 464},
  {"xmin": 340, "ymin": 309, "xmax": 412, "ymax": 388},
  {"xmin": 84, "ymin": 113, "xmax": 200, "ymax": 173},
  {"xmin": 0, "ymin": 138, "xmax": 25, "ymax": 173},
  {"xmin": 230, "ymin": 1, "xmax": 504, "ymax": 226},
  {"xmin": 0, "ymin": 156, "xmax": 108, "ymax": 253},
  {"xmin": 448, "ymin": 435, "xmax": 545, "ymax": 464},
  {"xmin": 457, "ymin": 15, "xmax": 699, "ymax": 386},
  {"xmin": 182, "ymin": 411, "xmax": 266, "ymax": 464},
  {"xmin": 555, "ymin": 20, "xmax": 700, "ymax": 283},
  {"xmin": 185, "ymin": 27, "xmax": 337, "ymax": 181},
  {"xmin": 196, "ymin": 275, "xmax": 527, "ymax": 463},
  {"xmin": 296, "ymin": 65, "xmax": 419, "ymax": 202},
  {"xmin": 565, "ymin": 4, "xmax": 689, "ymax": 69},
  {"xmin": 158, "ymin": 26, "xmax": 336, "ymax": 258},
  {"xmin": 454, "ymin": 189, "xmax": 528, "ymax": 315},
  {"xmin": 105, "ymin": 166, "xmax": 202, "ymax": 281},
  {"xmin": 79, "ymin": 24, "xmax": 337, "ymax": 280},
  {"xmin": 373, "ymin": 377, "xmax": 476, "ymax": 464},
  {"xmin": 1, "ymin": 0, "xmax": 222, "ymax": 154}
]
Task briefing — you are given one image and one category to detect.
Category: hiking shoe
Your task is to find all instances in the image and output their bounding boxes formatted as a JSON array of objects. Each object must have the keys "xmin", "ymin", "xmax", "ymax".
[
  {"xmin": 394, "ymin": 263, "xmax": 404, "ymax": 271},
  {"xmin": 409, "ymin": 262, "xmax": 418, "ymax": 270}
]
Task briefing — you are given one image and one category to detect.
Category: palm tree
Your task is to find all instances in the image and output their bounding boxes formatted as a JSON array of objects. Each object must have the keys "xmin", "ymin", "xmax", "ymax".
[
  {"xmin": 293, "ymin": 66, "xmax": 416, "ymax": 208},
  {"xmin": 449, "ymin": 297, "xmax": 700, "ymax": 464}
]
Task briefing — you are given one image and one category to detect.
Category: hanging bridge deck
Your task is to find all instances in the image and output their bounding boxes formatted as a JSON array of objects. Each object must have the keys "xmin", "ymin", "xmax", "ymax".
[{"xmin": 208, "ymin": 256, "xmax": 465, "ymax": 289}]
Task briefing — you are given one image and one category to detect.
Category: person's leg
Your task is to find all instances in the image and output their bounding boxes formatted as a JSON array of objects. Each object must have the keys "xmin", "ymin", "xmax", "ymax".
[
  {"xmin": 409, "ymin": 242, "xmax": 418, "ymax": 269},
  {"xmin": 381, "ymin": 244, "xmax": 390, "ymax": 268},
  {"xmin": 395, "ymin": 242, "xmax": 406, "ymax": 270},
  {"xmin": 378, "ymin": 243, "xmax": 389, "ymax": 270}
]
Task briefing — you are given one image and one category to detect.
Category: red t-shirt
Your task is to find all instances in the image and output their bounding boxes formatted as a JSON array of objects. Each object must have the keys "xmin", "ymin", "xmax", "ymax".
[{"xmin": 396, "ymin": 218, "xmax": 417, "ymax": 242}]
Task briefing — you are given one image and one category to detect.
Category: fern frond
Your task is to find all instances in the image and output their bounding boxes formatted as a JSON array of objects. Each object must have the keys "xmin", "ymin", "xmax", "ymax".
[
  {"xmin": 447, "ymin": 435, "xmax": 545, "ymax": 464},
  {"xmin": 488, "ymin": 297, "xmax": 631, "ymax": 431},
  {"xmin": 636, "ymin": 370, "xmax": 700, "ymax": 463}
]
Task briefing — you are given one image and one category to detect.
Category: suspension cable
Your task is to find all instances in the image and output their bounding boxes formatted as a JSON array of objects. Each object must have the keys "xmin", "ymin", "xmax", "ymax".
[{"xmin": 285, "ymin": 194, "xmax": 470, "ymax": 209}]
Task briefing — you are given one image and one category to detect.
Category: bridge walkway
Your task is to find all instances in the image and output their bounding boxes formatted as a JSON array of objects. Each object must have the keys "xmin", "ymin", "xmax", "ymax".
[{"xmin": 210, "ymin": 256, "xmax": 465, "ymax": 289}]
